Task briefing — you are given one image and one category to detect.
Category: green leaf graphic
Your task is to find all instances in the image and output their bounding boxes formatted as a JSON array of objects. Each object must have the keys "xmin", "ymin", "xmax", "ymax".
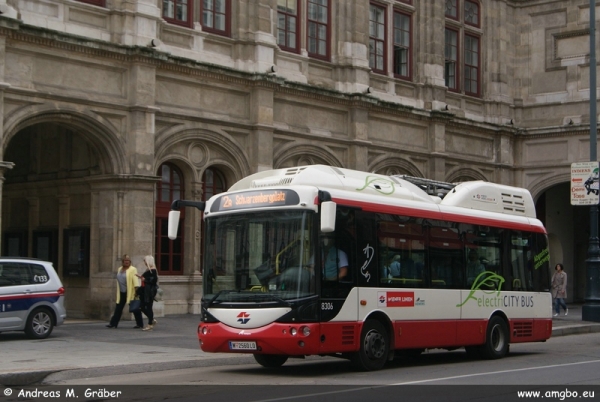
[
  {"xmin": 356, "ymin": 176, "xmax": 396, "ymax": 195},
  {"xmin": 456, "ymin": 271, "xmax": 505, "ymax": 307}
]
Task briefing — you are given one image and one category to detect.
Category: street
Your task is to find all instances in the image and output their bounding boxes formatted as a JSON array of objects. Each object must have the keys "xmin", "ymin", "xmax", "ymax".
[
  {"xmin": 3, "ymin": 333, "xmax": 600, "ymax": 402},
  {"xmin": 45, "ymin": 332, "xmax": 600, "ymax": 386}
]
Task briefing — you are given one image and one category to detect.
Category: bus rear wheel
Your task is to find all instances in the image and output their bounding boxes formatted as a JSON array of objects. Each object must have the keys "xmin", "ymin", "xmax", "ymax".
[
  {"xmin": 351, "ymin": 319, "xmax": 389, "ymax": 371},
  {"xmin": 253, "ymin": 354, "xmax": 288, "ymax": 368},
  {"xmin": 481, "ymin": 316, "xmax": 509, "ymax": 359}
]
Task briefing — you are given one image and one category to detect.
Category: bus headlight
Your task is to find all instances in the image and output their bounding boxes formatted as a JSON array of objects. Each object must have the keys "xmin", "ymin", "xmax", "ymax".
[
  {"xmin": 290, "ymin": 327, "xmax": 297, "ymax": 336},
  {"xmin": 301, "ymin": 326, "xmax": 310, "ymax": 336}
]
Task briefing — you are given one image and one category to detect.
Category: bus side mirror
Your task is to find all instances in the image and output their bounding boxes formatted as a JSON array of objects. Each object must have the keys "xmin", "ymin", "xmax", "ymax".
[
  {"xmin": 320, "ymin": 201, "xmax": 336, "ymax": 232},
  {"xmin": 168, "ymin": 210, "xmax": 181, "ymax": 240}
]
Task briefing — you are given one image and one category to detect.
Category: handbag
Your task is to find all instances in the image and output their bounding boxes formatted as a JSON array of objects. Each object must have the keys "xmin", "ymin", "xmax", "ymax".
[
  {"xmin": 129, "ymin": 298, "xmax": 141, "ymax": 312},
  {"xmin": 154, "ymin": 286, "xmax": 163, "ymax": 302}
]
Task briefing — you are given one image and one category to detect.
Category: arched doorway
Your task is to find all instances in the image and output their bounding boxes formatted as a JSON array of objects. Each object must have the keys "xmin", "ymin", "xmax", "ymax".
[
  {"xmin": 537, "ymin": 182, "xmax": 586, "ymax": 302},
  {"xmin": 2, "ymin": 121, "xmax": 119, "ymax": 318}
]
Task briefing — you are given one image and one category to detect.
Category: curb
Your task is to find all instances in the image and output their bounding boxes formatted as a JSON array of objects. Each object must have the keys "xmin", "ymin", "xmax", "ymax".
[
  {"xmin": 551, "ymin": 323, "xmax": 600, "ymax": 337},
  {"xmin": 0, "ymin": 355, "xmax": 256, "ymax": 387},
  {"xmin": 0, "ymin": 371, "xmax": 57, "ymax": 387}
]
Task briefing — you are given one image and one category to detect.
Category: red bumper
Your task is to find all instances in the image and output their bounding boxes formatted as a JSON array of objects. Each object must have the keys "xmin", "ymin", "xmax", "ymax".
[{"xmin": 198, "ymin": 322, "xmax": 323, "ymax": 355}]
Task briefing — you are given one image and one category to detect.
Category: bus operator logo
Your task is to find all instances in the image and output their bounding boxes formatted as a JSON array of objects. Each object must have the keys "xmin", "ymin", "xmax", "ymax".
[
  {"xmin": 378, "ymin": 291, "xmax": 415, "ymax": 307},
  {"xmin": 237, "ymin": 312, "xmax": 251, "ymax": 324}
]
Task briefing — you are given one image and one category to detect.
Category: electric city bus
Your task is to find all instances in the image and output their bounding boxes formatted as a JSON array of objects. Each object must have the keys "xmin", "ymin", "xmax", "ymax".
[{"xmin": 167, "ymin": 165, "xmax": 552, "ymax": 371}]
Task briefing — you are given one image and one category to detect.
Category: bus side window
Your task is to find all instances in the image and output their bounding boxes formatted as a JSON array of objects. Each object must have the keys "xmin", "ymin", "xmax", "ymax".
[
  {"xmin": 429, "ymin": 224, "xmax": 463, "ymax": 289},
  {"xmin": 402, "ymin": 258, "xmax": 415, "ymax": 279},
  {"xmin": 430, "ymin": 257, "xmax": 448, "ymax": 288}
]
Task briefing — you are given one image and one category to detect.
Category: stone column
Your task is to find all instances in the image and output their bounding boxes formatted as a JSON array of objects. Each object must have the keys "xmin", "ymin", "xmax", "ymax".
[
  {"xmin": 482, "ymin": 1, "xmax": 513, "ymax": 121},
  {"xmin": 250, "ymin": 85, "xmax": 275, "ymax": 172},
  {"xmin": 110, "ymin": 0, "xmax": 162, "ymax": 47},
  {"xmin": 187, "ymin": 181, "xmax": 204, "ymax": 275},
  {"xmin": 494, "ymin": 130, "xmax": 514, "ymax": 185},
  {"xmin": 239, "ymin": 0, "xmax": 277, "ymax": 73},
  {"xmin": 0, "ymin": 33, "xmax": 16, "ymax": 246},
  {"xmin": 85, "ymin": 177, "xmax": 157, "ymax": 320},
  {"xmin": 417, "ymin": 2, "xmax": 446, "ymax": 109},
  {"xmin": 127, "ymin": 63, "xmax": 158, "ymax": 177},
  {"xmin": 186, "ymin": 183, "xmax": 203, "ymax": 315},
  {"xmin": 57, "ymin": 192, "xmax": 70, "ymax": 275},
  {"xmin": 0, "ymin": 161, "xmax": 14, "ymax": 248},
  {"xmin": 26, "ymin": 195, "xmax": 39, "ymax": 256},
  {"xmin": 429, "ymin": 119, "xmax": 447, "ymax": 180},
  {"xmin": 334, "ymin": 0, "xmax": 371, "ymax": 93},
  {"xmin": 349, "ymin": 107, "xmax": 371, "ymax": 171}
]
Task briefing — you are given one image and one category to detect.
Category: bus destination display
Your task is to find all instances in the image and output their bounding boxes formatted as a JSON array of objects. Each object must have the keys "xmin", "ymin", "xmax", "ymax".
[{"xmin": 212, "ymin": 189, "xmax": 300, "ymax": 212}]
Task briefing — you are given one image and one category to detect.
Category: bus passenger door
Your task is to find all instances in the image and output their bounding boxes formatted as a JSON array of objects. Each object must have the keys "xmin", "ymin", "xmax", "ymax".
[
  {"xmin": 354, "ymin": 212, "xmax": 379, "ymax": 322},
  {"xmin": 319, "ymin": 208, "xmax": 358, "ymax": 322},
  {"xmin": 318, "ymin": 210, "xmax": 374, "ymax": 354},
  {"xmin": 355, "ymin": 212, "xmax": 378, "ymax": 288}
]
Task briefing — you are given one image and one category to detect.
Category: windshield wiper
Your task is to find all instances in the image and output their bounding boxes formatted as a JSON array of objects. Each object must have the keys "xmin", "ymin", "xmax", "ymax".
[
  {"xmin": 207, "ymin": 289, "xmax": 292, "ymax": 307},
  {"xmin": 206, "ymin": 289, "xmax": 239, "ymax": 307},
  {"xmin": 255, "ymin": 293, "xmax": 291, "ymax": 307}
]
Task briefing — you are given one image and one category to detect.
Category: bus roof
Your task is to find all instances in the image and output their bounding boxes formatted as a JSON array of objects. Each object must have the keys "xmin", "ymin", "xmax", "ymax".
[{"xmin": 228, "ymin": 165, "xmax": 538, "ymax": 219}]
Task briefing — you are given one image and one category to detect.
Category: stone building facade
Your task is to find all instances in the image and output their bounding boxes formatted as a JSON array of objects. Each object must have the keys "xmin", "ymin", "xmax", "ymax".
[{"xmin": 0, "ymin": 0, "xmax": 595, "ymax": 318}]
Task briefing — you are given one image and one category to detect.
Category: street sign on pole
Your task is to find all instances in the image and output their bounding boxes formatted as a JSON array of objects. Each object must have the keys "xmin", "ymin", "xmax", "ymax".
[{"xmin": 571, "ymin": 161, "xmax": 600, "ymax": 205}]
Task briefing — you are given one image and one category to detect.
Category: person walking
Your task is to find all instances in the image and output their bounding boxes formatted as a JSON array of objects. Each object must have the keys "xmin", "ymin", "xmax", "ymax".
[
  {"xmin": 106, "ymin": 254, "xmax": 144, "ymax": 328},
  {"xmin": 551, "ymin": 263, "xmax": 568, "ymax": 317},
  {"xmin": 139, "ymin": 255, "xmax": 159, "ymax": 331}
]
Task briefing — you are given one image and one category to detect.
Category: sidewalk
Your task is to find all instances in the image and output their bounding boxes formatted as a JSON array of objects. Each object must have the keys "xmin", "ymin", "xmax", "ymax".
[
  {"xmin": 1, "ymin": 305, "xmax": 599, "ymax": 386},
  {"xmin": 548, "ymin": 304, "xmax": 600, "ymax": 336},
  {"xmin": 0, "ymin": 314, "xmax": 247, "ymax": 386}
]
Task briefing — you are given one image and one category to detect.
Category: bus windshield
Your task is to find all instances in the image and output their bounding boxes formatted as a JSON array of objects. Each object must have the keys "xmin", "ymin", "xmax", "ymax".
[{"xmin": 203, "ymin": 210, "xmax": 316, "ymax": 303}]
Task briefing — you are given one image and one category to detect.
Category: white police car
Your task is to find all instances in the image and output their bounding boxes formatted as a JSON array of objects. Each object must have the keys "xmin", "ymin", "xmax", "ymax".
[{"xmin": 0, "ymin": 258, "xmax": 66, "ymax": 339}]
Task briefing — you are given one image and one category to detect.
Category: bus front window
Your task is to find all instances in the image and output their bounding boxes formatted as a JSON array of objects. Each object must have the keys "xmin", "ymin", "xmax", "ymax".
[{"xmin": 204, "ymin": 211, "xmax": 316, "ymax": 302}]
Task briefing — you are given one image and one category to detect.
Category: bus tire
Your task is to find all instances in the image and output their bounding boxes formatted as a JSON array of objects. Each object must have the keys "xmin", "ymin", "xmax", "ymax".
[
  {"xmin": 481, "ymin": 316, "xmax": 509, "ymax": 359},
  {"xmin": 25, "ymin": 307, "xmax": 54, "ymax": 339},
  {"xmin": 253, "ymin": 354, "xmax": 288, "ymax": 368},
  {"xmin": 351, "ymin": 319, "xmax": 389, "ymax": 371}
]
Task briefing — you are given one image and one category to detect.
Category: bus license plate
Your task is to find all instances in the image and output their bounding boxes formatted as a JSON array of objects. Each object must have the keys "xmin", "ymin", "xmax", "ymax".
[{"xmin": 229, "ymin": 341, "xmax": 257, "ymax": 350}]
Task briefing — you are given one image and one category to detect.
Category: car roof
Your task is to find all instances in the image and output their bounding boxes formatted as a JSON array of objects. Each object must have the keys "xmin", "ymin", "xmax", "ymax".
[{"xmin": 0, "ymin": 257, "xmax": 52, "ymax": 263}]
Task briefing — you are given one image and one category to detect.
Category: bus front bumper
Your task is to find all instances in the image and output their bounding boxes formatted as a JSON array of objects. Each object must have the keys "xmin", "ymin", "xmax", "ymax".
[{"xmin": 198, "ymin": 322, "xmax": 322, "ymax": 355}]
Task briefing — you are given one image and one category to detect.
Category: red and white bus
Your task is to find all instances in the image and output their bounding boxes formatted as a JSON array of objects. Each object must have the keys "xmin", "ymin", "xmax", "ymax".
[{"xmin": 168, "ymin": 165, "xmax": 552, "ymax": 371}]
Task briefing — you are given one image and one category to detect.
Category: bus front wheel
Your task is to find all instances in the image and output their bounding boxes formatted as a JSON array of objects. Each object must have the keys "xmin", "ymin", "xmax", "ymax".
[
  {"xmin": 481, "ymin": 316, "xmax": 509, "ymax": 359},
  {"xmin": 351, "ymin": 319, "xmax": 389, "ymax": 371},
  {"xmin": 253, "ymin": 354, "xmax": 288, "ymax": 368}
]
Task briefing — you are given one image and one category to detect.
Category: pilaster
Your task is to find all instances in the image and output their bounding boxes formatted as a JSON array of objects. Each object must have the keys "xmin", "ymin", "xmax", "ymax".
[{"xmin": 250, "ymin": 86, "xmax": 275, "ymax": 172}]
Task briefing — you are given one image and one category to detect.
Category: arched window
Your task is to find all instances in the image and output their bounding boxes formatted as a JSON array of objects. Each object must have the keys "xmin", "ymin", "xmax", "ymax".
[
  {"xmin": 202, "ymin": 167, "xmax": 227, "ymax": 200},
  {"xmin": 155, "ymin": 163, "xmax": 184, "ymax": 275},
  {"xmin": 200, "ymin": 167, "xmax": 227, "ymax": 274}
]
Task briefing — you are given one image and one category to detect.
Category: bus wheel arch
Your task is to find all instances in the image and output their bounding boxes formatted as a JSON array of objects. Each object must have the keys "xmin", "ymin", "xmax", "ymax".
[{"xmin": 351, "ymin": 314, "xmax": 392, "ymax": 371}]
